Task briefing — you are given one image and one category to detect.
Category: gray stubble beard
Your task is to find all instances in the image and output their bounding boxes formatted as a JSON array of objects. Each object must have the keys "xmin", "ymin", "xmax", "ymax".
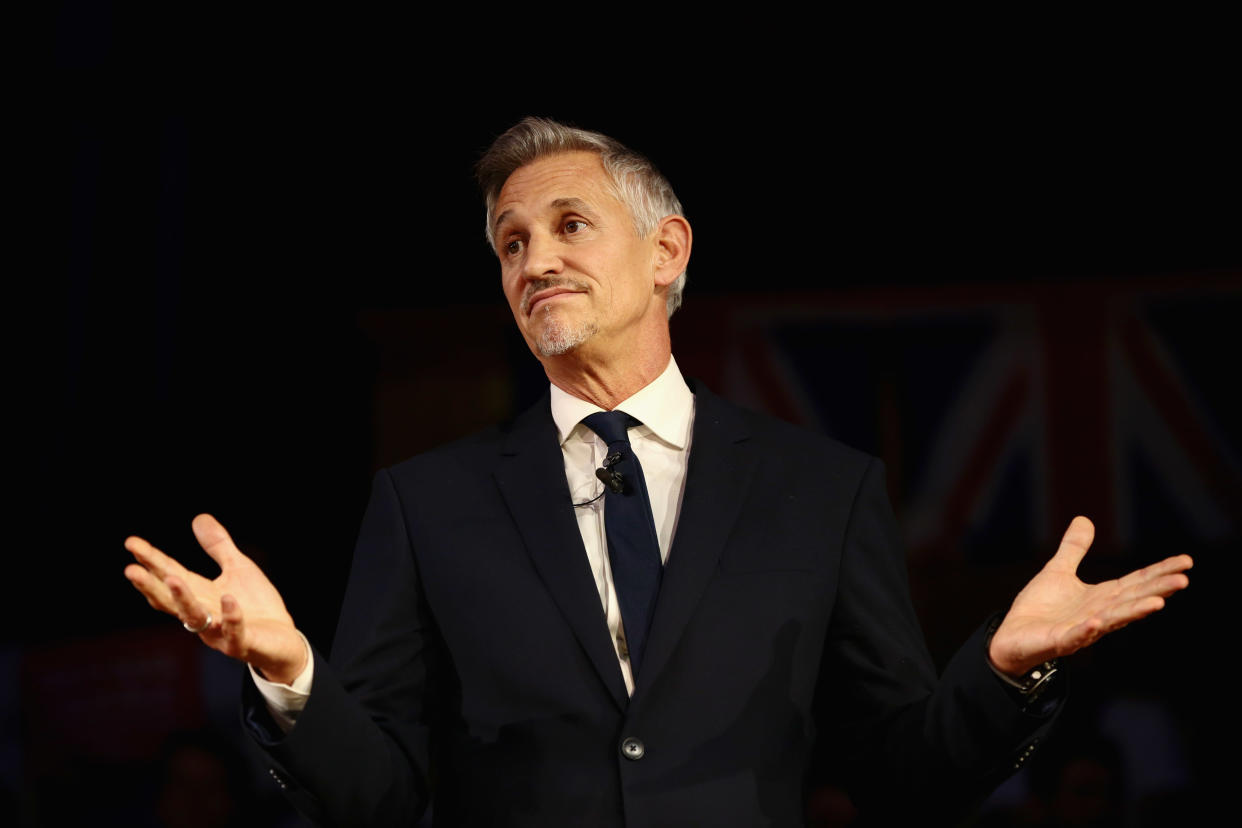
[{"xmin": 534, "ymin": 308, "xmax": 599, "ymax": 357}]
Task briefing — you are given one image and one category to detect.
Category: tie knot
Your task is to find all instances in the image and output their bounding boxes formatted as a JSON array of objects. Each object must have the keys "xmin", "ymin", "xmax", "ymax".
[{"xmin": 582, "ymin": 411, "xmax": 641, "ymax": 447}]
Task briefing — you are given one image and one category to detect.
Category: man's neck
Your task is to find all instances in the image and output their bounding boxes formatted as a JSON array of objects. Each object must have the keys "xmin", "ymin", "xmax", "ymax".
[{"xmin": 542, "ymin": 341, "xmax": 671, "ymax": 411}]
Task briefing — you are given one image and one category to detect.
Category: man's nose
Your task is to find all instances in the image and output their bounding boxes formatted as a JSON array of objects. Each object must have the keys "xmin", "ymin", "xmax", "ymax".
[{"xmin": 522, "ymin": 232, "xmax": 564, "ymax": 280}]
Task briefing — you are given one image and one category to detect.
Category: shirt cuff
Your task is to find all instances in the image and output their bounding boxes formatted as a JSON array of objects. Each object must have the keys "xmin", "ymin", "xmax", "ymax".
[{"xmin": 248, "ymin": 630, "xmax": 314, "ymax": 734}]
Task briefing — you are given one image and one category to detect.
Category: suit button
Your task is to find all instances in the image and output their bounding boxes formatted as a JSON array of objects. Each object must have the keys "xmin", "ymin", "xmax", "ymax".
[{"xmin": 621, "ymin": 737, "xmax": 645, "ymax": 760}]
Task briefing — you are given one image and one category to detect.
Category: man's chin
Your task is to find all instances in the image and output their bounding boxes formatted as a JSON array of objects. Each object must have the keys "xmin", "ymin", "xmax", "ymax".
[{"xmin": 533, "ymin": 318, "xmax": 599, "ymax": 358}]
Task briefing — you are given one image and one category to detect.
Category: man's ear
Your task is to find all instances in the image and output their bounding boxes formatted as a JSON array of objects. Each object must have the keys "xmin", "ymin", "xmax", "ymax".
[{"xmin": 651, "ymin": 215, "xmax": 692, "ymax": 287}]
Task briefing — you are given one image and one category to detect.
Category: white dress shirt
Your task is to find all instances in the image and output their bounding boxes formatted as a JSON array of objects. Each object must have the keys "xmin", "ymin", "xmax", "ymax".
[
  {"xmin": 253, "ymin": 357, "xmax": 696, "ymax": 727},
  {"xmin": 550, "ymin": 356, "xmax": 695, "ymax": 695}
]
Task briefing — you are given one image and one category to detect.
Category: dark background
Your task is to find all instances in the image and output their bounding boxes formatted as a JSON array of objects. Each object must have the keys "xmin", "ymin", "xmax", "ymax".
[{"xmin": 23, "ymin": 5, "xmax": 1240, "ymax": 826}]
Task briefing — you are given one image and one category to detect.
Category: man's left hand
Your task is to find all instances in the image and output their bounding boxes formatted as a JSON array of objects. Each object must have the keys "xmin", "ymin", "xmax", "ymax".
[{"xmin": 988, "ymin": 516, "xmax": 1192, "ymax": 677}]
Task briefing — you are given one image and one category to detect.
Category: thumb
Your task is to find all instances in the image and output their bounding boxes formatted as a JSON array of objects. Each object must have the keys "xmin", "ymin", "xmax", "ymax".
[
  {"xmin": 1049, "ymin": 515, "xmax": 1095, "ymax": 572},
  {"xmin": 191, "ymin": 513, "xmax": 245, "ymax": 569}
]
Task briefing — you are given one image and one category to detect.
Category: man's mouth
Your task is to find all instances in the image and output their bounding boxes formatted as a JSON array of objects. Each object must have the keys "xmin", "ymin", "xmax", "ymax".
[{"xmin": 522, "ymin": 283, "xmax": 586, "ymax": 316}]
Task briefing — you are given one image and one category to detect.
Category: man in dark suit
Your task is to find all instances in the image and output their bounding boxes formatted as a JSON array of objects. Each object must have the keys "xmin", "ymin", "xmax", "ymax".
[{"xmin": 124, "ymin": 118, "xmax": 1193, "ymax": 826}]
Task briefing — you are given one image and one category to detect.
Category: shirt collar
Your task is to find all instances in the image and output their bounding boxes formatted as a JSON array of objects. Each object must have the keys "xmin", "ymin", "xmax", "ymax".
[{"xmin": 550, "ymin": 356, "xmax": 694, "ymax": 450}]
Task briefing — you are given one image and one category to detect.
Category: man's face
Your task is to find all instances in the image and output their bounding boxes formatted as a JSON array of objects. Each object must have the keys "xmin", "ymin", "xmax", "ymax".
[{"xmin": 492, "ymin": 151, "xmax": 662, "ymax": 360}]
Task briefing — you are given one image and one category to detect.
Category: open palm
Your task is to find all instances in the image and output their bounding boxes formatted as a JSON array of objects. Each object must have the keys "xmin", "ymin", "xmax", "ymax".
[
  {"xmin": 124, "ymin": 514, "xmax": 307, "ymax": 683},
  {"xmin": 988, "ymin": 516, "xmax": 1192, "ymax": 676}
]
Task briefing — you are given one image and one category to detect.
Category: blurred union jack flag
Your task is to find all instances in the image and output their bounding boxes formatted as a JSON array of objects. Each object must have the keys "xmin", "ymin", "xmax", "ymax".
[{"xmin": 679, "ymin": 277, "xmax": 1241, "ymax": 564}]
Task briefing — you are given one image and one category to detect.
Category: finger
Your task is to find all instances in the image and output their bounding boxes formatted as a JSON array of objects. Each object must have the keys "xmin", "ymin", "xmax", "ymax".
[
  {"xmin": 166, "ymin": 574, "xmax": 214, "ymax": 633},
  {"xmin": 125, "ymin": 535, "xmax": 187, "ymax": 582},
  {"xmin": 1061, "ymin": 594, "xmax": 1167, "ymax": 653},
  {"xmin": 1097, "ymin": 594, "xmax": 1167, "ymax": 632},
  {"xmin": 1128, "ymin": 569, "xmax": 1190, "ymax": 596},
  {"xmin": 1060, "ymin": 614, "xmax": 1107, "ymax": 653},
  {"xmin": 218, "ymin": 593, "xmax": 245, "ymax": 650},
  {"xmin": 124, "ymin": 563, "xmax": 176, "ymax": 613},
  {"xmin": 191, "ymin": 514, "xmax": 246, "ymax": 570},
  {"xmin": 1048, "ymin": 516, "xmax": 1095, "ymax": 571},
  {"xmin": 1117, "ymin": 554, "xmax": 1194, "ymax": 589}
]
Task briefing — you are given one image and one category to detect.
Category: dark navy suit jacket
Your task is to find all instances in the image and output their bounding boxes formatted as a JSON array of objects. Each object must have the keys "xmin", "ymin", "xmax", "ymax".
[{"xmin": 244, "ymin": 381, "xmax": 1058, "ymax": 826}]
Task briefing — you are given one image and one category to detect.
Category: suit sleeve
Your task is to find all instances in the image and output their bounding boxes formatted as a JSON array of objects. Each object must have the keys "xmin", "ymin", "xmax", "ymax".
[
  {"xmin": 242, "ymin": 468, "xmax": 443, "ymax": 827},
  {"xmin": 816, "ymin": 457, "xmax": 1062, "ymax": 818}
]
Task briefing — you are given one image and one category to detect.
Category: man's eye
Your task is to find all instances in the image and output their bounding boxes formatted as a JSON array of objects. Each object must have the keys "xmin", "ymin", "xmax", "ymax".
[
  {"xmin": 505, "ymin": 239, "xmax": 523, "ymax": 255},
  {"xmin": 564, "ymin": 220, "xmax": 587, "ymax": 234}
]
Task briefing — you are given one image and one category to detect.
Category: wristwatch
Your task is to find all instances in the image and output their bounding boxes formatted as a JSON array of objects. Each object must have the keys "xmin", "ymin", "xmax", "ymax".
[{"xmin": 986, "ymin": 618, "xmax": 1060, "ymax": 706}]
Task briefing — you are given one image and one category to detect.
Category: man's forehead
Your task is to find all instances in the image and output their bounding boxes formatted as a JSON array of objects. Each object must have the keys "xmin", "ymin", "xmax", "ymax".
[{"xmin": 495, "ymin": 151, "xmax": 615, "ymax": 217}]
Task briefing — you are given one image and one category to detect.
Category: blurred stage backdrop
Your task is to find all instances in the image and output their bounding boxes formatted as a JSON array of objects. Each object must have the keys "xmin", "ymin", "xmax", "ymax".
[{"xmin": 25, "ymin": 6, "xmax": 1240, "ymax": 826}]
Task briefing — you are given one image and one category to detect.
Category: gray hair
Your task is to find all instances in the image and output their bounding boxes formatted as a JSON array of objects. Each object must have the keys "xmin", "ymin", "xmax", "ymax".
[{"xmin": 476, "ymin": 117, "xmax": 687, "ymax": 317}]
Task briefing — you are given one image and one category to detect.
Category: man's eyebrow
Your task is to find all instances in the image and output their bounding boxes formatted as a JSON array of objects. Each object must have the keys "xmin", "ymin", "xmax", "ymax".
[
  {"xmin": 492, "ymin": 209, "xmax": 514, "ymax": 240},
  {"xmin": 492, "ymin": 198, "xmax": 599, "ymax": 240},
  {"xmin": 549, "ymin": 197, "xmax": 595, "ymax": 214}
]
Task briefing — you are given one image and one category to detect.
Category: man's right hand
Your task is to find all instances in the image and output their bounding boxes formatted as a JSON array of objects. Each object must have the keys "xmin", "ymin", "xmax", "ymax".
[{"xmin": 124, "ymin": 514, "xmax": 308, "ymax": 685}]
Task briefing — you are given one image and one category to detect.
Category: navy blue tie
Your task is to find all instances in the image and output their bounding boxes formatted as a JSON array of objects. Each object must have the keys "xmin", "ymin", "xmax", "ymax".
[{"xmin": 582, "ymin": 411, "xmax": 663, "ymax": 678}]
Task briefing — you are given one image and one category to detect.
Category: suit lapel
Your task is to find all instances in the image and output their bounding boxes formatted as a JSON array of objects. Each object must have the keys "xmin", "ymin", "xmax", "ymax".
[
  {"xmin": 635, "ymin": 382, "xmax": 759, "ymax": 700},
  {"xmin": 492, "ymin": 392, "xmax": 629, "ymax": 710}
]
